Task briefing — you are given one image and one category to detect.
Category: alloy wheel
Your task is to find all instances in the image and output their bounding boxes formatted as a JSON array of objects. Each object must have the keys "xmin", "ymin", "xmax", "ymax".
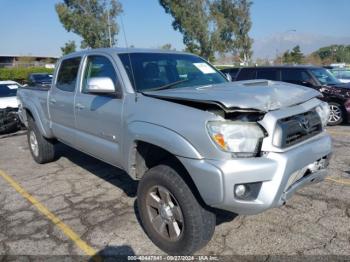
[
  {"xmin": 328, "ymin": 104, "xmax": 342, "ymax": 124},
  {"xmin": 146, "ymin": 185, "xmax": 184, "ymax": 241},
  {"xmin": 29, "ymin": 131, "xmax": 39, "ymax": 157}
]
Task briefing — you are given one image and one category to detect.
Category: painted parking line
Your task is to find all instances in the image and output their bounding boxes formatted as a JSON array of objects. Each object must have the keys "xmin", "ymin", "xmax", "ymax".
[
  {"xmin": 325, "ymin": 177, "xmax": 350, "ymax": 186},
  {"xmin": 0, "ymin": 169, "xmax": 99, "ymax": 258}
]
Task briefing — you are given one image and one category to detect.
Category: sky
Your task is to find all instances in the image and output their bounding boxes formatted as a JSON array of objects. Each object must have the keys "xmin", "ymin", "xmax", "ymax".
[{"xmin": 0, "ymin": 0, "xmax": 350, "ymax": 59}]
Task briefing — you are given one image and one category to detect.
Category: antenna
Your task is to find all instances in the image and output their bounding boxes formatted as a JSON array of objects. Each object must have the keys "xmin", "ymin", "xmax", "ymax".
[{"xmin": 120, "ymin": 14, "xmax": 129, "ymax": 49}]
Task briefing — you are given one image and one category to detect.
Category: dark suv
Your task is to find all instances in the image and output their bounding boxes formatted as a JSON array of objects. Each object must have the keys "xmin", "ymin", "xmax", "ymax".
[
  {"xmin": 235, "ymin": 66, "xmax": 350, "ymax": 125},
  {"xmin": 28, "ymin": 73, "xmax": 53, "ymax": 88}
]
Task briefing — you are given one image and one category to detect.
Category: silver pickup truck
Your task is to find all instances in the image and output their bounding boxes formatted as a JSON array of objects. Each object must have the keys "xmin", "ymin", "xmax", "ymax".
[{"xmin": 17, "ymin": 48, "xmax": 332, "ymax": 254}]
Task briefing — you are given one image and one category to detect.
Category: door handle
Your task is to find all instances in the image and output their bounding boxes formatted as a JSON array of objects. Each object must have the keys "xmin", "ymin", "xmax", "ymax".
[
  {"xmin": 49, "ymin": 98, "xmax": 57, "ymax": 104},
  {"xmin": 75, "ymin": 103, "xmax": 85, "ymax": 110}
]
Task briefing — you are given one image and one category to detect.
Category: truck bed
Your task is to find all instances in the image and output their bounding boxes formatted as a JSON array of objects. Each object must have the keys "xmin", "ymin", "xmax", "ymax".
[{"xmin": 17, "ymin": 86, "xmax": 50, "ymax": 128}]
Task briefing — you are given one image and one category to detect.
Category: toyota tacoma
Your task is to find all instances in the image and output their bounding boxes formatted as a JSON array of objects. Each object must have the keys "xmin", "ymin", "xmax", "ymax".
[{"xmin": 17, "ymin": 48, "xmax": 332, "ymax": 254}]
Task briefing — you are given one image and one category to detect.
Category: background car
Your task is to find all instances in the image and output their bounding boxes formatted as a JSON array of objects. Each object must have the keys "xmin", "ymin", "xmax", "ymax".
[
  {"xmin": 235, "ymin": 66, "xmax": 350, "ymax": 125},
  {"xmin": 0, "ymin": 80, "xmax": 22, "ymax": 134},
  {"xmin": 329, "ymin": 68, "xmax": 350, "ymax": 83},
  {"xmin": 219, "ymin": 67, "xmax": 240, "ymax": 81},
  {"xmin": 0, "ymin": 80, "xmax": 21, "ymax": 109},
  {"xmin": 28, "ymin": 73, "xmax": 53, "ymax": 87}
]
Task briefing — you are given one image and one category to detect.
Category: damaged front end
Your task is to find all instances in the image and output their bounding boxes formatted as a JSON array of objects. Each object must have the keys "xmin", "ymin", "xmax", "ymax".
[{"xmin": 0, "ymin": 108, "xmax": 22, "ymax": 135}]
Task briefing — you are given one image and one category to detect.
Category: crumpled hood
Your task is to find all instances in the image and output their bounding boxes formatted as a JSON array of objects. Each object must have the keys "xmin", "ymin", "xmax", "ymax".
[{"xmin": 143, "ymin": 80, "xmax": 321, "ymax": 112}]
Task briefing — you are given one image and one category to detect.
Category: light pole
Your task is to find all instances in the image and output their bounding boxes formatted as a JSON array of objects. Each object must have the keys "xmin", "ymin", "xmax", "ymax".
[{"xmin": 107, "ymin": 9, "xmax": 112, "ymax": 47}]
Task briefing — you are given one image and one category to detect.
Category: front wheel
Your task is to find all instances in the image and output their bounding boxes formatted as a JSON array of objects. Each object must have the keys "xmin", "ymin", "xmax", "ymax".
[
  {"xmin": 328, "ymin": 102, "xmax": 344, "ymax": 126},
  {"xmin": 137, "ymin": 162, "xmax": 216, "ymax": 255}
]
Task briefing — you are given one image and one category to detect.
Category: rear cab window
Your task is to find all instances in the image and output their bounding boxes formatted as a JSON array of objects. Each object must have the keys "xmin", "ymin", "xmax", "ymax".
[{"xmin": 56, "ymin": 57, "xmax": 82, "ymax": 92}]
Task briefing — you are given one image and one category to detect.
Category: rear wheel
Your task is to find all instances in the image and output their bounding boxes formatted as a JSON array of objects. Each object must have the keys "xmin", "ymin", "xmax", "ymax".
[
  {"xmin": 27, "ymin": 117, "xmax": 55, "ymax": 164},
  {"xmin": 137, "ymin": 162, "xmax": 216, "ymax": 255},
  {"xmin": 328, "ymin": 102, "xmax": 344, "ymax": 126}
]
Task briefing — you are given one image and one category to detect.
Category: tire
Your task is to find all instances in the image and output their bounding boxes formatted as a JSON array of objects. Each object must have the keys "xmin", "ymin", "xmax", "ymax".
[
  {"xmin": 137, "ymin": 162, "xmax": 216, "ymax": 255},
  {"xmin": 328, "ymin": 102, "xmax": 344, "ymax": 126},
  {"xmin": 27, "ymin": 117, "xmax": 55, "ymax": 164}
]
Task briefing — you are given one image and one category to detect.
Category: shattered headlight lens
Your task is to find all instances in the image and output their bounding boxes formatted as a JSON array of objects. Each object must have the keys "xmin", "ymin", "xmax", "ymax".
[
  {"xmin": 316, "ymin": 102, "xmax": 330, "ymax": 127},
  {"xmin": 207, "ymin": 121, "xmax": 265, "ymax": 157}
]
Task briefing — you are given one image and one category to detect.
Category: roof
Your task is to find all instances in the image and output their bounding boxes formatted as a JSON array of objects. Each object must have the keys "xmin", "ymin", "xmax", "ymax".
[
  {"xmin": 62, "ymin": 47, "xmax": 191, "ymax": 59},
  {"xmin": 241, "ymin": 65, "xmax": 322, "ymax": 70},
  {"xmin": 0, "ymin": 80, "xmax": 21, "ymax": 85},
  {"xmin": 330, "ymin": 68, "xmax": 350, "ymax": 71},
  {"xmin": 0, "ymin": 55, "xmax": 59, "ymax": 59}
]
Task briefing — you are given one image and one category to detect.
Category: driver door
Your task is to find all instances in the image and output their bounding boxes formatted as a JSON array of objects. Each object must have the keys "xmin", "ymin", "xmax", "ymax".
[{"xmin": 74, "ymin": 54, "xmax": 124, "ymax": 167}]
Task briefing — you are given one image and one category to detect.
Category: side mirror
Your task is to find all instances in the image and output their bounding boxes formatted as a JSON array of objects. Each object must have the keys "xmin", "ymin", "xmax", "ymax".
[
  {"xmin": 225, "ymin": 73, "xmax": 232, "ymax": 81},
  {"xmin": 86, "ymin": 77, "xmax": 116, "ymax": 94}
]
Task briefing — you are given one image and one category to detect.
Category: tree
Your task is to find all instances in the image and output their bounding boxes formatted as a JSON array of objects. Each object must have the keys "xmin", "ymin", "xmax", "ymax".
[
  {"xmin": 55, "ymin": 0, "xmax": 123, "ymax": 49},
  {"xmin": 211, "ymin": 0, "xmax": 253, "ymax": 64},
  {"xmin": 160, "ymin": 43, "xmax": 175, "ymax": 50},
  {"xmin": 303, "ymin": 53, "xmax": 322, "ymax": 65},
  {"xmin": 290, "ymin": 45, "xmax": 304, "ymax": 64},
  {"xmin": 313, "ymin": 45, "xmax": 350, "ymax": 64},
  {"xmin": 61, "ymin": 41, "xmax": 76, "ymax": 55},
  {"xmin": 159, "ymin": 0, "xmax": 253, "ymax": 62},
  {"xmin": 281, "ymin": 45, "xmax": 304, "ymax": 64}
]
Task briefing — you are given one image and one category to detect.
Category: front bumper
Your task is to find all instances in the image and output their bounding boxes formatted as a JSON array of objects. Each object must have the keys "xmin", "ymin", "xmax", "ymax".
[
  {"xmin": 179, "ymin": 132, "xmax": 332, "ymax": 215},
  {"xmin": 345, "ymin": 98, "xmax": 350, "ymax": 122}
]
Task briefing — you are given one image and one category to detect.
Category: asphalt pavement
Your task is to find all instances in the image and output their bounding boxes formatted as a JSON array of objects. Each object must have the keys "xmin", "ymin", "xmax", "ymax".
[{"xmin": 0, "ymin": 126, "xmax": 349, "ymax": 260}]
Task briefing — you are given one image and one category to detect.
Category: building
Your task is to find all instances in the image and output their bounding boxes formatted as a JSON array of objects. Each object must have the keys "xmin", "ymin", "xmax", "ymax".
[{"xmin": 0, "ymin": 55, "xmax": 58, "ymax": 68}]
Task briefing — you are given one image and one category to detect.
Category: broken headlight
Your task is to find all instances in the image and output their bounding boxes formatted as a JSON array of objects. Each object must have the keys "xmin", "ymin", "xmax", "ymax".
[
  {"xmin": 207, "ymin": 121, "xmax": 265, "ymax": 157},
  {"xmin": 316, "ymin": 101, "xmax": 330, "ymax": 127}
]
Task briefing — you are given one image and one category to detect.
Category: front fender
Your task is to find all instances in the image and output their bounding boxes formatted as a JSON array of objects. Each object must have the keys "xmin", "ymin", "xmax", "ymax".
[{"xmin": 124, "ymin": 121, "xmax": 203, "ymax": 177}]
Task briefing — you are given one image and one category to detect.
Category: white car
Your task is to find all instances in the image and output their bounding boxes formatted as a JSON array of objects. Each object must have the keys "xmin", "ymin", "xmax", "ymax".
[
  {"xmin": 330, "ymin": 68, "xmax": 350, "ymax": 83},
  {"xmin": 0, "ymin": 80, "xmax": 21, "ymax": 109}
]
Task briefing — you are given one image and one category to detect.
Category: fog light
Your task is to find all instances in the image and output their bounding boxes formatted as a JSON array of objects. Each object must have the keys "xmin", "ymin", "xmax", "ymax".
[{"xmin": 235, "ymin": 184, "xmax": 246, "ymax": 197}]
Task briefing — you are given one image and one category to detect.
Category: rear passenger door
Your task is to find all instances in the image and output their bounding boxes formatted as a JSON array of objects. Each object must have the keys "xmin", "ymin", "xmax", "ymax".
[
  {"xmin": 49, "ymin": 56, "xmax": 82, "ymax": 145},
  {"xmin": 74, "ymin": 54, "xmax": 124, "ymax": 167}
]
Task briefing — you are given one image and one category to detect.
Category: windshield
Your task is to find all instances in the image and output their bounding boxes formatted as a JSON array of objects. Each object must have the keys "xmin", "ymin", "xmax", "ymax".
[
  {"xmin": 0, "ymin": 84, "xmax": 18, "ymax": 97},
  {"xmin": 119, "ymin": 53, "xmax": 227, "ymax": 91},
  {"xmin": 310, "ymin": 68, "xmax": 340, "ymax": 85}
]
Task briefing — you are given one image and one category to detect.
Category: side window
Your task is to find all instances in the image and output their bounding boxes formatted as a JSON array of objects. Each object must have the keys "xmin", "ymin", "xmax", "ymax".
[
  {"xmin": 341, "ymin": 70, "xmax": 350, "ymax": 80},
  {"xmin": 82, "ymin": 55, "xmax": 119, "ymax": 93},
  {"xmin": 56, "ymin": 57, "xmax": 81, "ymax": 92},
  {"xmin": 236, "ymin": 68, "xmax": 256, "ymax": 81},
  {"xmin": 256, "ymin": 69, "xmax": 279, "ymax": 80},
  {"xmin": 281, "ymin": 69, "xmax": 313, "ymax": 86}
]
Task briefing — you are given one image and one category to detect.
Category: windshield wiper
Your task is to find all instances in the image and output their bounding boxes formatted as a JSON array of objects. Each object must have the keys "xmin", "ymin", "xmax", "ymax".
[{"xmin": 144, "ymin": 79, "xmax": 189, "ymax": 92}]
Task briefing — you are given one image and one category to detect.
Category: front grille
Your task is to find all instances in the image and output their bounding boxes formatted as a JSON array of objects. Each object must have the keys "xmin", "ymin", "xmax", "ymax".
[{"xmin": 273, "ymin": 110, "xmax": 322, "ymax": 148}]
